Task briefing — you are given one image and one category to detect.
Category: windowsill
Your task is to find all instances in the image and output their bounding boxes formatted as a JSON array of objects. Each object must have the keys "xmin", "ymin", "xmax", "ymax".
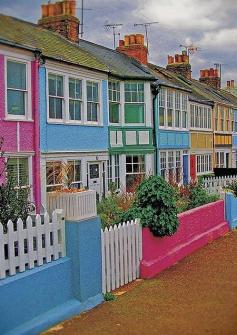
[
  {"xmin": 47, "ymin": 119, "xmax": 103, "ymax": 127},
  {"xmin": 4, "ymin": 117, "xmax": 33, "ymax": 122},
  {"xmin": 159, "ymin": 126, "xmax": 188, "ymax": 131},
  {"xmin": 190, "ymin": 127, "xmax": 212, "ymax": 131}
]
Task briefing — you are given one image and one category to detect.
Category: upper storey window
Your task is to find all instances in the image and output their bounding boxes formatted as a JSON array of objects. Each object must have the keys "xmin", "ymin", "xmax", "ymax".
[
  {"xmin": 48, "ymin": 74, "xmax": 64, "ymax": 120},
  {"xmin": 47, "ymin": 71, "xmax": 101, "ymax": 125},
  {"xmin": 87, "ymin": 81, "xmax": 99, "ymax": 123},
  {"xmin": 109, "ymin": 81, "xmax": 120, "ymax": 124},
  {"xmin": 159, "ymin": 88, "xmax": 188, "ymax": 130},
  {"xmin": 7, "ymin": 60, "xmax": 29, "ymax": 119},
  {"xmin": 69, "ymin": 78, "xmax": 82, "ymax": 121},
  {"xmin": 124, "ymin": 82, "xmax": 145, "ymax": 124},
  {"xmin": 190, "ymin": 104, "xmax": 212, "ymax": 130}
]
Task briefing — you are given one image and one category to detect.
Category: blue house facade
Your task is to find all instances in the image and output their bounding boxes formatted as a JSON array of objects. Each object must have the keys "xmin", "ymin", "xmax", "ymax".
[{"xmin": 39, "ymin": 60, "xmax": 109, "ymax": 205}]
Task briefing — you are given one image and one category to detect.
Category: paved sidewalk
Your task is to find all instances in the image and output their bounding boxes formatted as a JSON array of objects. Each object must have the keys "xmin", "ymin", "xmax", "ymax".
[{"xmin": 43, "ymin": 231, "xmax": 237, "ymax": 335}]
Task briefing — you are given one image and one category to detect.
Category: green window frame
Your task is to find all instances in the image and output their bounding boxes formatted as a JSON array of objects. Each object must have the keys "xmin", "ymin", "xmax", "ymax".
[
  {"xmin": 48, "ymin": 74, "xmax": 64, "ymax": 119},
  {"xmin": 7, "ymin": 60, "xmax": 27, "ymax": 117},
  {"xmin": 109, "ymin": 81, "xmax": 120, "ymax": 124},
  {"xmin": 124, "ymin": 82, "xmax": 145, "ymax": 124}
]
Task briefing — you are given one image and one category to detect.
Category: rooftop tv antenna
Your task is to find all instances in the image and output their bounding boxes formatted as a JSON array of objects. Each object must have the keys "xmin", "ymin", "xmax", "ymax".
[
  {"xmin": 179, "ymin": 44, "xmax": 201, "ymax": 56},
  {"xmin": 104, "ymin": 23, "xmax": 123, "ymax": 48},
  {"xmin": 133, "ymin": 22, "xmax": 159, "ymax": 51},
  {"xmin": 76, "ymin": 0, "xmax": 92, "ymax": 38}
]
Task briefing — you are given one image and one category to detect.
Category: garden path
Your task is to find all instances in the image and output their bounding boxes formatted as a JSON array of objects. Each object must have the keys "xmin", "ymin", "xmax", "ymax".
[{"xmin": 43, "ymin": 231, "xmax": 237, "ymax": 335}]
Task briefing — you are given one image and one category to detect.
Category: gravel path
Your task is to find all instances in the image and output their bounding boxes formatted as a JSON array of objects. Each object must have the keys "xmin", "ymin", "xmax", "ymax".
[{"xmin": 43, "ymin": 231, "xmax": 237, "ymax": 335}]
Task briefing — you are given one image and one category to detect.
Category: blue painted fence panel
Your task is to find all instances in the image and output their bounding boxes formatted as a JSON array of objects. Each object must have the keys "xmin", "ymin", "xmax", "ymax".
[{"xmin": 225, "ymin": 192, "xmax": 237, "ymax": 229}]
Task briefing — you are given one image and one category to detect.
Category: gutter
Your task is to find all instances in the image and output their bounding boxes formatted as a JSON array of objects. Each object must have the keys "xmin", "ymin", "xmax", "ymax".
[{"xmin": 151, "ymin": 81, "xmax": 161, "ymax": 176}]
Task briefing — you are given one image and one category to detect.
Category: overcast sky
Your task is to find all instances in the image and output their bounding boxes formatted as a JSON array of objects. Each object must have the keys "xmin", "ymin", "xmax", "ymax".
[{"xmin": 0, "ymin": 0, "xmax": 237, "ymax": 86}]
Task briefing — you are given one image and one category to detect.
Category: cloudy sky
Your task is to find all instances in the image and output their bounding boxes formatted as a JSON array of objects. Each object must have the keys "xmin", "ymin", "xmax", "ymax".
[{"xmin": 0, "ymin": 0, "xmax": 237, "ymax": 85}]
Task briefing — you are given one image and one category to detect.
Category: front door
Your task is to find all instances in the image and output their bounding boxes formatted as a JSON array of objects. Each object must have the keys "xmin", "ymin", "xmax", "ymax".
[
  {"xmin": 88, "ymin": 163, "xmax": 102, "ymax": 196},
  {"xmin": 183, "ymin": 155, "xmax": 189, "ymax": 185}
]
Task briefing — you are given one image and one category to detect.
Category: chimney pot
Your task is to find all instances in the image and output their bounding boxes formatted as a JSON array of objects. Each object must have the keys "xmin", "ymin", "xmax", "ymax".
[
  {"xmin": 116, "ymin": 33, "xmax": 148, "ymax": 65},
  {"xmin": 129, "ymin": 34, "xmax": 136, "ymax": 44},
  {"xmin": 124, "ymin": 35, "xmax": 130, "ymax": 46},
  {"xmin": 231, "ymin": 80, "xmax": 235, "ymax": 87},
  {"xmin": 119, "ymin": 39, "xmax": 125, "ymax": 47}
]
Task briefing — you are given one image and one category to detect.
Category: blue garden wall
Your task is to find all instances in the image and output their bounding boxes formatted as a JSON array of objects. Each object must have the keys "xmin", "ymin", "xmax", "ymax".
[
  {"xmin": 225, "ymin": 192, "xmax": 237, "ymax": 229},
  {"xmin": 39, "ymin": 67, "xmax": 109, "ymax": 153},
  {"xmin": 0, "ymin": 216, "xmax": 103, "ymax": 335}
]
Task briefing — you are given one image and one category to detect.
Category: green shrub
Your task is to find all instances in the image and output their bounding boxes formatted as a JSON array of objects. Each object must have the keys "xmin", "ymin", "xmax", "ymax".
[
  {"xmin": 103, "ymin": 292, "xmax": 116, "ymax": 301},
  {"xmin": 97, "ymin": 195, "xmax": 123, "ymax": 230},
  {"xmin": 122, "ymin": 176, "xmax": 179, "ymax": 237},
  {"xmin": 223, "ymin": 180, "xmax": 237, "ymax": 197},
  {"xmin": 0, "ymin": 175, "xmax": 30, "ymax": 232}
]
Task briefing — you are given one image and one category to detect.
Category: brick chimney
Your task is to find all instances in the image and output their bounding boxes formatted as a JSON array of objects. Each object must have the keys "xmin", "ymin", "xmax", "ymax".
[
  {"xmin": 199, "ymin": 68, "xmax": 221, "ymax": 90},
  {"xmin": 166, "ymin": 51, "xmax": 192, "ymax": 79},
  {"xmin": 38, "ymin": 0, "xmax": 79, "ymax": 44},
  {"xmin": 116, "ymin": 34, "xmax": 148, "ymax": 65}
]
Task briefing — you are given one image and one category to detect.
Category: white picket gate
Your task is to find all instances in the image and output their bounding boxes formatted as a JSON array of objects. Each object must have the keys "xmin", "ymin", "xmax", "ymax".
[
  {"xmin": 0, "ymin": 210, "xmax": 65, "ymax": 280},
  {"xmin": 101, "ymin": 219, "xmax": 142, "ymax": 294},
  {"xmin": 203, "ymin": 175, "xmax": 237, "ymax": 194}
]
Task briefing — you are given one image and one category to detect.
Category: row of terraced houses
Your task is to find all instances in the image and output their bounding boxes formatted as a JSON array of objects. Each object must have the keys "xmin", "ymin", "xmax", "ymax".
[{"xmin": 1, "ymin": 0, "xmax": 237, "ymax": 211}]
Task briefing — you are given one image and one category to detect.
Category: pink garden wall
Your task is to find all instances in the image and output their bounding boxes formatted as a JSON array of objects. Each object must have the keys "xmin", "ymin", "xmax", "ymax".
[
  {"xmin": 141, "ymin": 200, "xmax": 230, "ymax": 279},
  {"xmin": 0, "ymin": 54, "xmax": 41, "ymax": 211}
]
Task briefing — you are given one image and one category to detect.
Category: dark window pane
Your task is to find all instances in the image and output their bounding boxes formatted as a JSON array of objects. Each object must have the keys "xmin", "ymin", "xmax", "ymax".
[
  {"xmin": 48, "ymin": 74, "xmax": 56, "ymax": 96},
  {"xmin": 109, "ymin": 103, "xmax": 119, "ymax": 123},
  {"xmin": 125, "ymin": 104, "xmax": 144, "ymax": 123},
  {"xmin": 7, "ymin": 61, "xmax": 26, "ymax": 90},
  {"xmin": 7, "ymin": 90, "xmax": 25, "ymax": 115}
]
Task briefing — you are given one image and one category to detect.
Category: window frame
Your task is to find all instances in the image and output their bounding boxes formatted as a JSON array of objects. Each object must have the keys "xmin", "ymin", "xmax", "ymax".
[
  {"xmin": 48, "ymin": 72, "xmax": 65, "ymax": 122},
  {"xmin": 68, "ymin": 77, "xmax": 83, "ymax": 123},
  {"xmin": 108, "ymin": 80, "xmax": 121, "ymax": 125},
  {"xmin": 46, "ymin": 69, "xmax": 102, "ymax": 126},
  {"xmin": 124, "ymin": 82, "xmax": 145, "ymax": 126},
  {"xmin": 5, "ymin": 57, "xmax": 32, "ymax": 121},
  {"xmin": 7, "ymin": 156, "xmax": 30, "ymax": 188},
  {"xmin": 190, "ymin": 103, "xmax": 212, "ymax": 130},
  {"xmin": 86, "ymin": 80, "xmax": 100, "ymax": 124},
  {"xmin": 196, "ymin": 154, "xmax": 212, "ymax": 175}
]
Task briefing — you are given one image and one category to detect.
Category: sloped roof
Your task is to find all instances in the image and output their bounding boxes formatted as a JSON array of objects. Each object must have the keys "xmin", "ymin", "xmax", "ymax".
[
  {"xmin": 0, "ymin": 14, "xmax": 108, "ymax": 73},
  {"xmin": 79, "ymin": 39, "xmax": 155, "ymax": 80}
]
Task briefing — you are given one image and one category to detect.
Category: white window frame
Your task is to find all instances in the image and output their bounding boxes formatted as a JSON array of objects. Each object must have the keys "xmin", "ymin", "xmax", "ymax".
[
  {"xmin": 5, "ymin": 56, "xmax": 32, "ymax": 121},
  {"xmin": 190, "ymin": 103, "xmax": 212, "ymax": 131},
  {"xmin": 46, "ymin": 69, "xmax": 102, "ymax": 126},
  {"xmin": 68, "ymin": 77, "xmax": 83, "ymax": 123},
  {"xmin": 196, "ymin": 154, "xmax": 212, "ymax": 175},
  {"xmin": 159, "ymin": 150, "xmax": 185, "ymax": 184},
  {"xmin": 159, "ymin": 88, "xmax": 188, "ymax": 131}
]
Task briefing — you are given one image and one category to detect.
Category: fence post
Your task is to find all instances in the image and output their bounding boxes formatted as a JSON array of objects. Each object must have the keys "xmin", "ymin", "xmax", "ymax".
[{"xmin": 65, "ymin": 216, "xmax": 103, "ymax": 304}]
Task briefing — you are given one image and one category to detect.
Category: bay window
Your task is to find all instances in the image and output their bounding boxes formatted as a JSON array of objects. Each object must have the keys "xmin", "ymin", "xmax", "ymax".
[
  {"xmin": 160, "ymin": 150, "xmax": 185, "ymax": 183},
  {"xmin": 69, "ymin": 78, "xmax": 82, "ymax": 121},
  {"xmin": 109, "ymin": 81, "xmax": 120, "ymax": 124},
  {"xmin": 124, "ymin": 82, "xmax": 145, "ymax": 124},
  {"xmin": 190, "ymin": 104, "xmax": 212, "ymax": 129},
  {"xmin": 87, "ymin": 81, "xmax": 99, "ymax": 122},
  {"xmin": 48, "ymin": 74, "xmax": 64, "ymax": 119},
  {"xmin": 7, "ymin": 60, "xmax": 27, "ymax": 117}
]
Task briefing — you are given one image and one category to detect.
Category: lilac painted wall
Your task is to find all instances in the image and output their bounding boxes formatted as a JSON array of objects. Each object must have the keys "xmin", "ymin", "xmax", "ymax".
[
  {"xmin": 141, "ymin": 200, "xmax": 230, "ymax": 279},
  {"xmin": 0, "ymin": 54, "xmax": 41, "ymax": 210}
]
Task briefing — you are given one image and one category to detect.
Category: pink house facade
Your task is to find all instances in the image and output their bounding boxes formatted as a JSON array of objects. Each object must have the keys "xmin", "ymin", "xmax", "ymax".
[{"xmin": 0, "ymin": 45, "xmax": 41, "ymax": 211}]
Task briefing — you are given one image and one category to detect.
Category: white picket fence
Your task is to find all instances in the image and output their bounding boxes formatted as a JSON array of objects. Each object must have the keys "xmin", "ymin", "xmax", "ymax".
[
  {"xmin": 203, "ymin": 175, "xmax": 237, "ymax": 195},
  {"xmin": 47, "ymin": 190, "xmax": 97, "ymax": 221},
  {"xmin": 0, "ymin": 211, "xmax": 65, "ymax": 279},
  {"xmin": 101, "ymin": 219, "xmax": 142, "ymax": 294}
]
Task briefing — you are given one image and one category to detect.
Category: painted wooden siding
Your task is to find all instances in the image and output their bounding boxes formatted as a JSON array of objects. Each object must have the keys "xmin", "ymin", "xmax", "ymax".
[
  {"xmin": 214, "ymin": 134, "xmax": 232, "ymax": 146},
  {"xmin": 158, "ymin": 130, "xmax": 189, "ymax": 149},
  {"xmin": 191, "ymin": 132, "xmax": 213, "ymax": 150}
]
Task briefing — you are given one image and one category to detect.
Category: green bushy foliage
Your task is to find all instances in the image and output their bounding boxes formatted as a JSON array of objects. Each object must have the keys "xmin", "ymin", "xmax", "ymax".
[
  {"xmin": 0, "ymin": 175, "xmax": 30, "ymax": 232},
  {"xmin": 223, "ymin": 180, "xmax": 237, "ymax": 197},
  {"xmin": 97, "ymin": 195, "xmax": 123, "ymax": 229},
  {"xmin": 123, "ymin": 176, "xmax": 179, "ymax": 237},
  {"xmin": 103, "ymin": 292, "xmax": 116, "ymax": 301}
]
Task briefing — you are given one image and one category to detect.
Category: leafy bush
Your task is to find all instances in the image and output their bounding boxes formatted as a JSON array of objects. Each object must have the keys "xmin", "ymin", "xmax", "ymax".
[
  {"xmin": 122, "ymin": 176, "xmax": 179, "ymax": 237},
  {"xmin": 0, "ymin": 137, "xmax": 30, "ymax": 232},
  {"xmin": 97, "ymin": 195, "xmax": 123, "ymax": 229}
]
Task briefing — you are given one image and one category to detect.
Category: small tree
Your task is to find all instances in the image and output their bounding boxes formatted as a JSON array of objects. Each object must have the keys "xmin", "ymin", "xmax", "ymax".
[{"xmin": 0, "ymin": 137, "xmax": 30, "ymax": 232}]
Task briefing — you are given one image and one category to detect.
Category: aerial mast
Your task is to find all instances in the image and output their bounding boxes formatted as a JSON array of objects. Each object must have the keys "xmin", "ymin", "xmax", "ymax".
[
  {"xmin": 104, "ymin": 23, "xmax": 123, "ymax": 49},
  {"xmin": 133, "ymin": 22, "xmax": 159, "ymax": 52}
]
